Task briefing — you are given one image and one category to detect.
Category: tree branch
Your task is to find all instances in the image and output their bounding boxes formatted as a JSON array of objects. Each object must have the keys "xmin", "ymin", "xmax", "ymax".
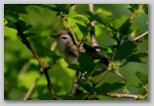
[
  {"xmin": 15, "ymin": 22, "xmax": 56, "ymax": 100},
  {"xmin": 23, "ymin": 71, "xmax": 43, "ymax": 100},
  {"xmin": 89, "ymin": 4, "xmax": 101, "ymax": 52},
  {"xmin": 50, "ymin": 41, "xmax": 57, "ymax": 51},
  {"xmin": 84, "ymin": 29, "xmax": 123, "ymax": 99},
  {"xmin": 64, "ymin": 18, "xmax": 79, "ymax": 48},
  {"xmin": 104, "ymin": 93, "xmax": 140, "ymax": 100},
  {"xmin": 63, "ymin": 17, "xmax": 82, "ymax": 95},
  {"xmin": 132, "ymin": 31, "xmax": 148, "ymax": 42},
  {"xmin": 23, "ymin": 41, "xmax": 57, "ymax": 100}
]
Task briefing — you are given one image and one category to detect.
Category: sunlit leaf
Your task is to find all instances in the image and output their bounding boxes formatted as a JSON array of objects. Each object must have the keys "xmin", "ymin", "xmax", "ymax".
[
  {"xmin": 94, "ymin": 8, "xmax": 114, "ymax": 26},
  {"xmin": 72, "ymin": 15, "xmax": 90, "ymax": 25},
  {"xmin": 111, "ymin": 15, "xmax": 131, "ymax": 39},
  {"xmin": 75, "ymin": 23, "xmax": 89, "ymax": 36}
]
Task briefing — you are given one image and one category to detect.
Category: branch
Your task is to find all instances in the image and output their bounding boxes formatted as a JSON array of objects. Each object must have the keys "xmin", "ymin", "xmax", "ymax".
[
  {"xmin": 132, "ymin": 31, "xmax": 148, "ymax": 42},
  {"xmin": 64, "ymin": 18, "xmax": 79, "ymax": 48},
  {"xmin": 89, "ymin": 4, "xmax": 101, "ymax": 52},
  {"xmin": 63, "ymin": 17, "xmax": 82, "ymax": 95},
  {"xmin": 50, "ymin": 41, "xmax": 57, "ymax": 51},
  {"xmin": 23, "ymin": 41, "xmax": 57, "ymax": 100},
  {"xmin": 20, "ymin": 62, "xmax": 30, "ymax": 73},
  {"xmin": 15, "ymin": 22, "xmax": 56, "ymax": 99},
  {"xmin": 71, "ymin": 71, "xmax": 79, "ymax": 95},
  {"xmin": 84, "ymin": 31, "xmax": 122, "ymax": 99},
  {"xmin": 23, "ymin": 71, "xmax": 43, "ymax": 100},
  {"xmin": 105, "ymin": 93, "xmax": 140, "ymax": 100}
]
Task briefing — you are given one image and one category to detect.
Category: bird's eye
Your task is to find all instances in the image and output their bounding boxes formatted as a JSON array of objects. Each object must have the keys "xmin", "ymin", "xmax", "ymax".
[{"xmin": 62, "ymin": 37, "xmax": 67, "ymax": 39}]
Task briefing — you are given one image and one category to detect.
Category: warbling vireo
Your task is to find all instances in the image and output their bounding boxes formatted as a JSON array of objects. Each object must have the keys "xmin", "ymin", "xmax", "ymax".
[{"xmin": 51, "ymin": 31, "xmax": 126, "ymax": 81}]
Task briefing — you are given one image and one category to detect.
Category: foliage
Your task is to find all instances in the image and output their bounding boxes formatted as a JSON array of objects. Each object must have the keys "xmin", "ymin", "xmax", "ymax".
[{"xmin": 4, "ymin": 4, "xmax": 148, "ymax": 100}]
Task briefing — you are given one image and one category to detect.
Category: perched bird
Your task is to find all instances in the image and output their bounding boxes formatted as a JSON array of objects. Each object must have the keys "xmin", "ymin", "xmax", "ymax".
[{"xmin": 51, "ymin": 31, "xmax": 126, "ymax": 81}]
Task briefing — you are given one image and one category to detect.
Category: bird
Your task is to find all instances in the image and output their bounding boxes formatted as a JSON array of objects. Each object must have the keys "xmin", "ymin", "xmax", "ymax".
[{"xmin": 50, "ymin": 31, "xmax": 126, "ymax": 81}]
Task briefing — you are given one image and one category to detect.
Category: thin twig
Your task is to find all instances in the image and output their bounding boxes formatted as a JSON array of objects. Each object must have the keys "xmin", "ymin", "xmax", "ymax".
[
  {"xmin": 20, "ymin": 62, "xmax": 30, "ymax": 73},
  {"xmin": 95, "ymin": 68, "xmax": 110, "ymax": 85},
  {"xmin": 64, "ymin": 17, "xmax": 81, "ymax": 95},
  {"xmin": 84, "ymin": 32, "xmax": 121, "ymax": 99},
  {"xmin": 15, "ymin": 23, "xmax": 56, "ymax": 99},
  {"xmin": 23, "ymin": 72, "xmax": 43, "ymax": 100},
  {"xmin": 64, "ymin": 19, "xmax": 79, "ymax": 47},
  {"xmin": 132, "ymin": 31, "xmax": 148, "ymax": 42},
  {"xmin": 50, "ymin": 41, "xmax": 57, "ymax": 51},
  {"xmin": 71, "ymin": 71, "xmax": 79, "ymax": 95},
  {"xmin": 23, "ymin": 41, "xmax": 57, "ymax": 100},
  {"xmin": 105, "ymin": 93, "xmax": 140, "ymax": 100},
  {"xmin": 83, "ymin": 70, "xmax": 109, "ymax": 99},
  {"xmin": 89, "ymin": 4, "xmax": 101, "ymax": 52}
]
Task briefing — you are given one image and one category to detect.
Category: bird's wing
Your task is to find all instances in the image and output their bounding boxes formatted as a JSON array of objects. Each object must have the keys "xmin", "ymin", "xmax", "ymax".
[
  {"xmin": 67, "ymin": 44, "xmax": 79, "ymax": 57},
  {"xmin": 82, "ymin": 44, "xmax": 109, "ymax": 66}
]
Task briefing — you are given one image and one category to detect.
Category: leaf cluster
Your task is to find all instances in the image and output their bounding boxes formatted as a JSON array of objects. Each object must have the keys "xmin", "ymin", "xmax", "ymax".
[{"xmin": 4, "ymin": 4, "xmax": 148, "ymax": 100}]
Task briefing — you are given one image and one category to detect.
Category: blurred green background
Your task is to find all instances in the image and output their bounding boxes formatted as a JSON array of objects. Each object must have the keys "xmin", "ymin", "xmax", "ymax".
[{"xmin": 4, "ymin": 4, "xmax": 148, "ymax": 100}]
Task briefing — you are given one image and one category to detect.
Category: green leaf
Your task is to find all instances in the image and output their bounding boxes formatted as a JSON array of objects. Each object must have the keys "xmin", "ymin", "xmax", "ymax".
[
  {"xmin": 139, "ymin": 87, "xmax": 147, "ymax": 96},
  {"xmin": 4, "ymin": 4, "xmax": 27, "ymax": 22},
  {"xmin": 143, "ymin": 4, "xmax": 148, "ymax": 15},
  {"xmin": 44, "ymin": 49, "xmax": 61, "ymax": 62},
  {"xmin": 94, "ymin": 8, "xmax": 114, "ymax": 26},
  {"xmin": 72, "ymin": 15, "xmax": 90, "ymax": 25},
  {"xmin": 119, "ymin": 19, "xmax": 131, "ymax": 37},
  {"xmin": 95, "ymin": 82, "xmax": 126, "ymax": 93},
  {"xmin": 133, "ymin": 82, "xmax": 144, "ymax": 88},
  {"xmin": 91, "ymin": 68, "xmax": 106, "ymax": 77},
  {"xmin": 111, "ymin": 15, "xmax": 131, "ymax": 38},
  {"xmin": 68, "ymin": 64, "xmax": 85, "ymax": 73},
  {"xmin": 126, "ymin": 4, "xmax": 140, "ymax": 13},
  {"xmin": 115, "ymin": 41, "xmax": 137, "ymax": 61},
  {"xmin": 130, "ymin": 23, "xmax": 140, "ymax": 33},
  {"xmin": 23, "ymin": 33, "xmax": 37, "ymax": 37},
  {"xmin": 78, "ymin": 53, "xmax": 95, "ymax": 72},
  {"xmin": 85, "ymin": 11, "xmax": 95, "ymax": 22},
  {"xmin": 56, "ymin": 93, "xmax": 86, "ymax": 100},
  {"xmin": 5, "ymin": 22, "xmax": 17, "ymax": 29},
  {"xmin": 23, "ymin": 25, "xmax": 33, "ymax": 31},
  {"xmin": 127, "ymin": 52, "xmax": 148, "ymax": 63},
  {"xmin": 135, "ymin": 71, "xmax": 148, "ymax": 84},
  {"xmin": 39, "ymin": 4, "xmax": 74, "ymax": 14},
  {"xmin": 79, "ymin": 82, "xmax": 92, "ymax": 91},
  {"xmin": 75, "ymin": 23, "xmax": 89, "ymax": 36}
]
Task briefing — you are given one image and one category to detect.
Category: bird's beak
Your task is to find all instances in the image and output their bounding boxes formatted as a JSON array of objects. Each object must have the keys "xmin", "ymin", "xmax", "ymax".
[{"xmin": 50, "ymin": 35, "xmax": 58, "ymax": 39}]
